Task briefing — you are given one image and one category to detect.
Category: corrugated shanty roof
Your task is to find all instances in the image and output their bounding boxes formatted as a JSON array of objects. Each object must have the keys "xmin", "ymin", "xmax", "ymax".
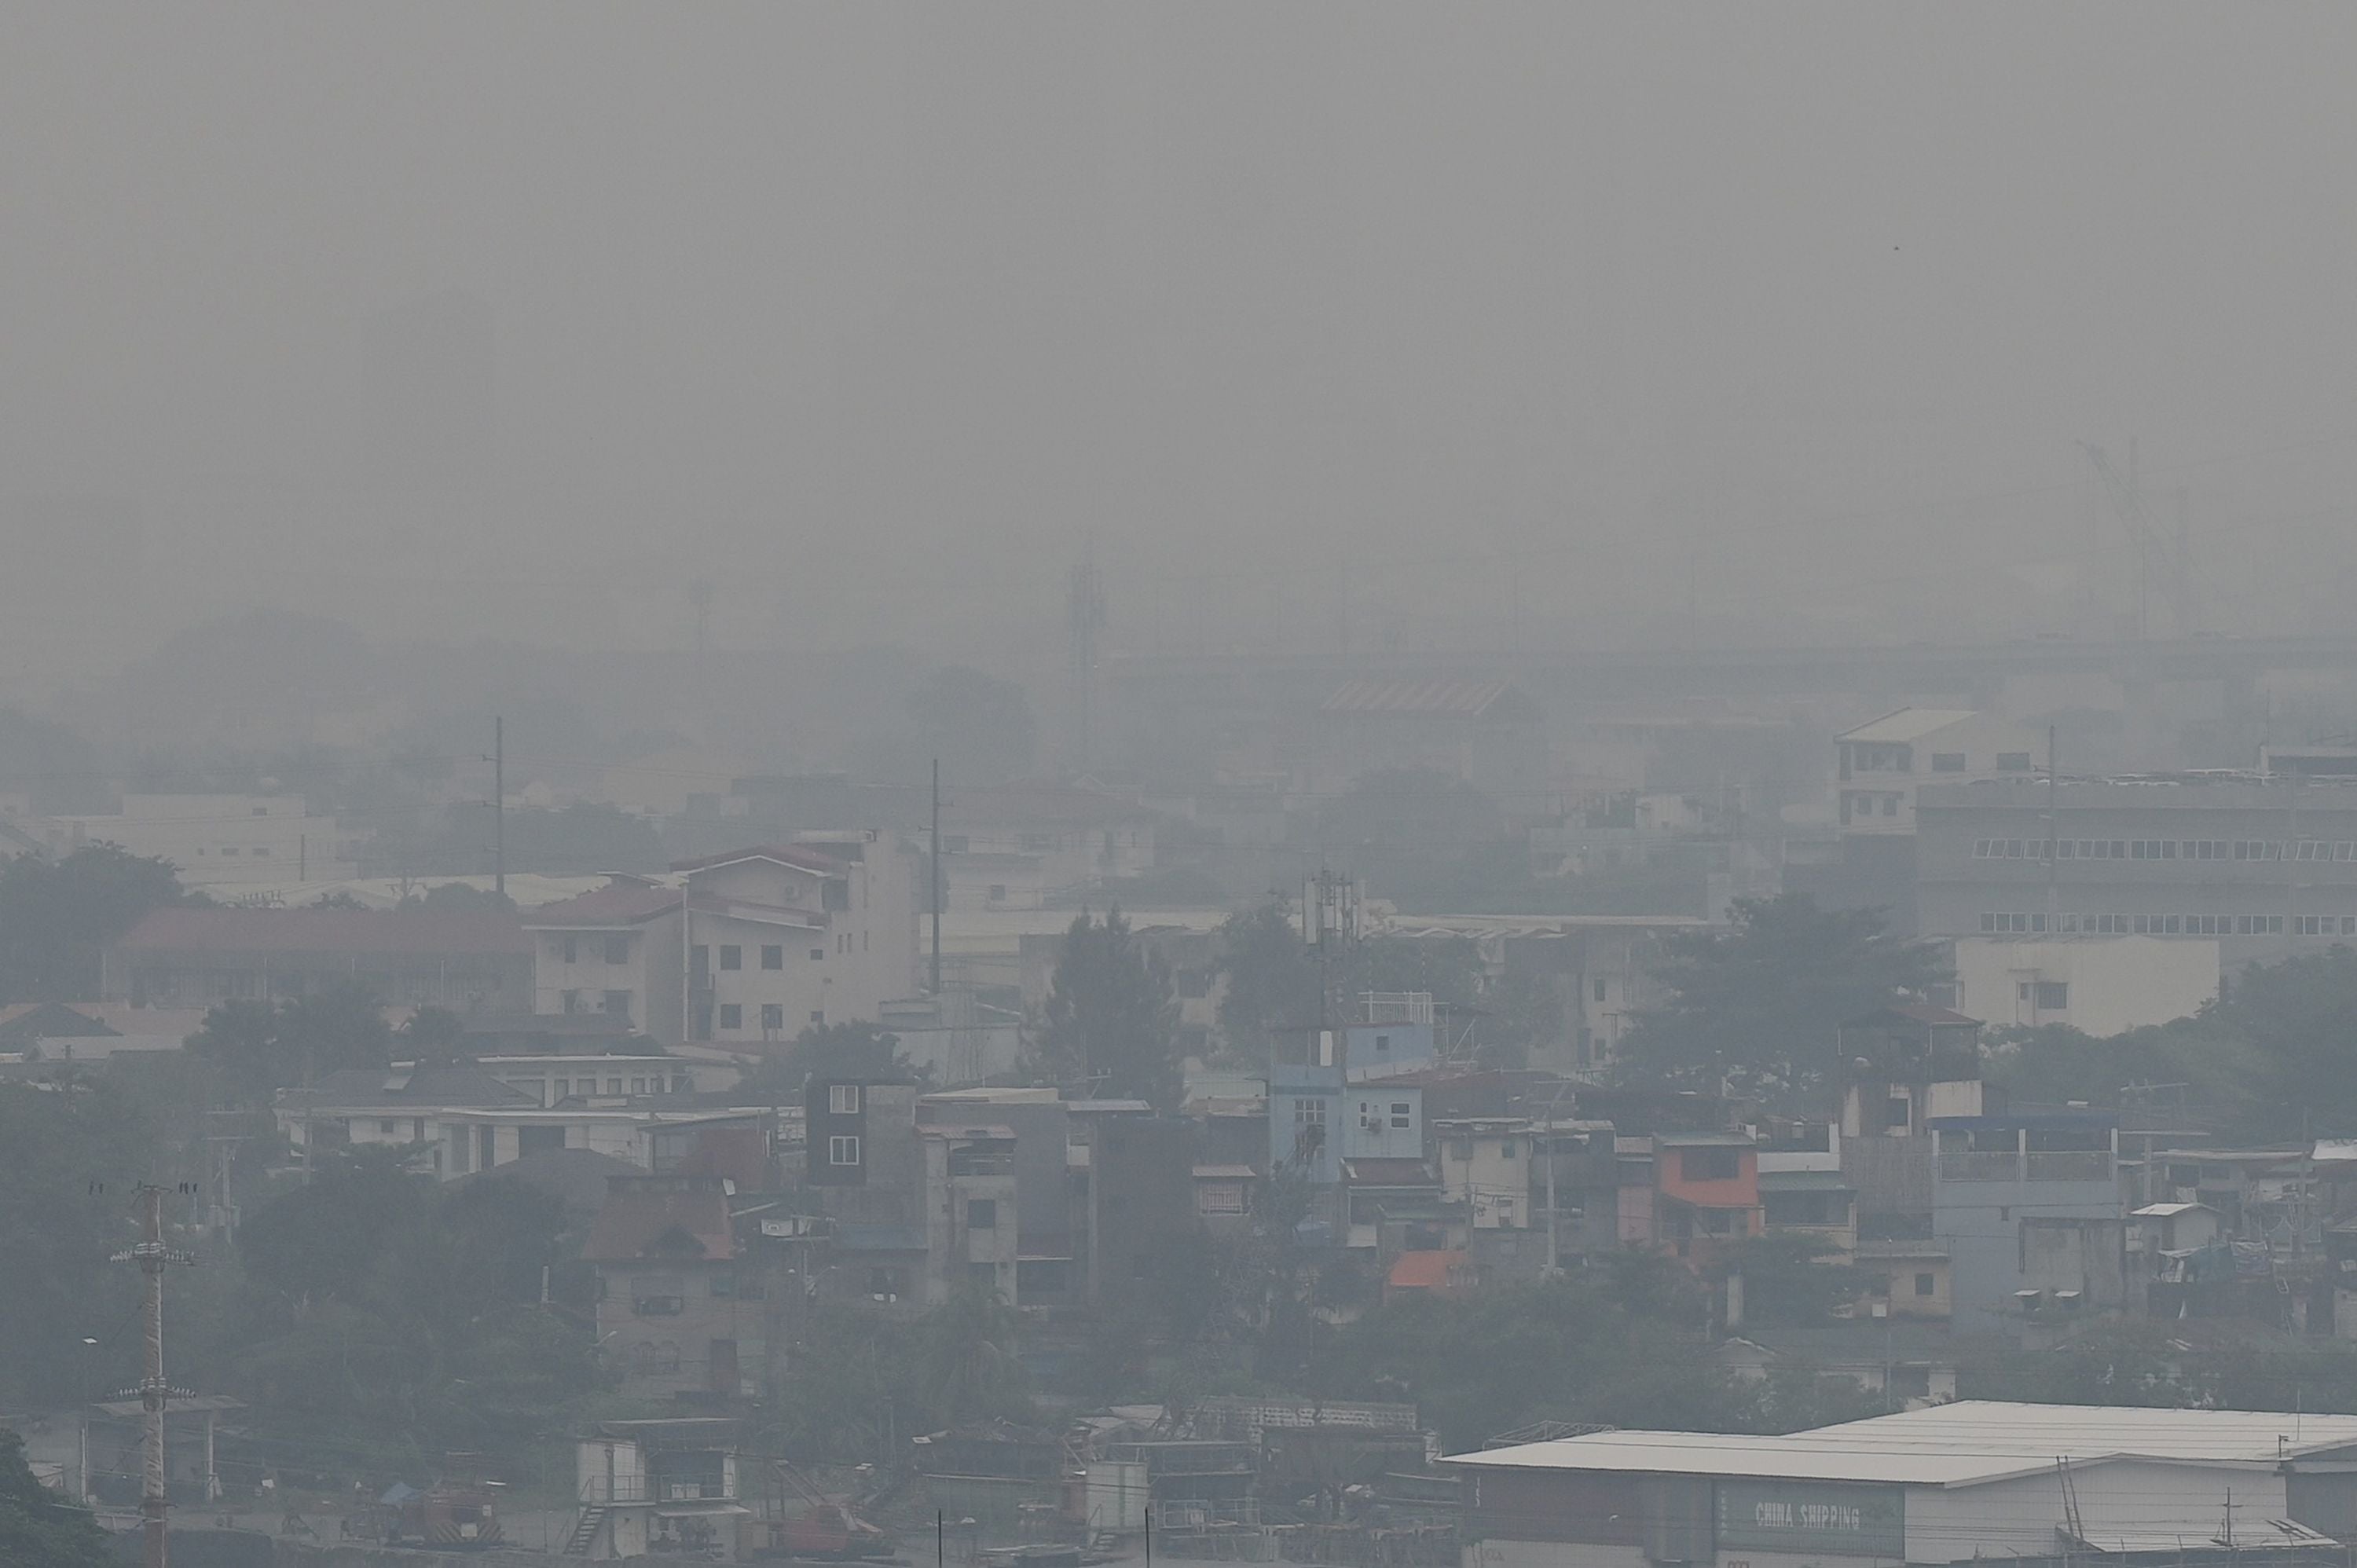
[
  {"xmin": 1837, "ymin": 707, "xmax": 1979, "ymax": 743},
  {"xmin": 1446, "ymin": 1401, "xmax": 2357, "ymax": 1489},
  {"xmin": 1320, "ymin": 680, "xmax": 1536, "ymax": 719}
]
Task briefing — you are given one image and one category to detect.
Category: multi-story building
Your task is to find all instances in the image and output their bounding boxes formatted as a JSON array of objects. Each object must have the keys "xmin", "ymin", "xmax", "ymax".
[
  {"xmin": 44, "ymin": 793, "xmax": 363, "ymax": 887},
  {"xmin": 1917, "ymin": 773, "xmax": 2357, "ymax": 970},
  {"xmin": 1835, "ymin": 709, "xmax": 2042, "ymax": 836},
  {"xmin": 524, "ymin": 838, "xmax": 922, "ymax": 1046},
  {"xmin": 1931, "ymin": 1105, "xmax": 2124, "ymax": 1332}
]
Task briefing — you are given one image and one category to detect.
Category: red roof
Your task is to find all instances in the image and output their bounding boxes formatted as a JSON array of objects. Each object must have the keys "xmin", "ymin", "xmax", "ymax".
[
  {"xmin": 523, "ymin": 882, "xmax": 686, "ymax": 928},
  {"xmin": 669, "ymin": 844, "xmax": 845, "ymax": 877},
  {"xmin": 673, "ymin": 1127, "xmax": 771, "ymax": 1190},
  {"xmin": 1385, "ymin": 1248, "xmax": 1472, "ymax": 1294},
  {"xmin": 113, "ymin": 907, "xmax": 530, "ymax": 956},
  {"xmin": 581, "ymin": 1179, "xmax": 737, "ymax": 1262}
]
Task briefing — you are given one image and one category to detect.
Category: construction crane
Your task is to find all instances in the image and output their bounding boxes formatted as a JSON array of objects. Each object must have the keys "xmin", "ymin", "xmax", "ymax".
[{"xmin": 2080, "ymin": 441, "xmax": 2195, "ymax": 641}]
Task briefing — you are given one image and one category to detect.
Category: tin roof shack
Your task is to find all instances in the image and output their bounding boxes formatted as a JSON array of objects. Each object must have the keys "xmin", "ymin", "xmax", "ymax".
[
  {"xmin": 912, "ymin": 1422, "xmax": 1072, "ymax": 1544},
  {"xmin": 1448, "ymin": 1401, "xmax": 2357, "ymax": 1568},
  {"xmin": 574, "ymin": 1416, "xmax": 748, "ymax": 1560}
]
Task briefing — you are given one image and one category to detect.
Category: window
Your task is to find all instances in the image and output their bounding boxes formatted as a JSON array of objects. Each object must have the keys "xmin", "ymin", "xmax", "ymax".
[
  {"xmin": 1199, "ymin": 1181, "xmax": 1246, "ymax": 1215},
  {"xmin": 604, "ymin": 933, "xmax": 629, "ymax": 964},
  {"xmin": 379, "ymin": 1118, "xmax": 399, "ymax": 1135},
  {"xmin": 602, "ymin": 989, "xmax": 632, "ymax": 1017},
  {"xmin": 718, "ymin": 1003, "xmax": 742, "ymax": 1030},
  {"xmin": 967, "ymin": 1198, "xmax": 998, "ymax": 1229},
  {"xmin": 986, "ymin": 883, "xmax": 1010, "ymax": 903},
  {"xmin": 942, "ymin": 834, "xmax": 970, "ymax": 853},
  {"xmin": 1391, "ymin": 1102, "xmax": 1412, "ymax": 1129},
  {"xmin": 1889, "ymin": 1366, "xmax": 1933, "ymax": 1399},
  {"xmin": 761, "ymin": 944, "xmax": 783, "ymax": 970},
  {"xmin": 218, "ymin": 846, "xmax": 238, "ymax": 856},
  {"xmin": 1915, "ymin": 1272, "xmax": 1937, "ymax": 1297},
  {"xmin": 1681, "ymin": 1146, "xmax": 1741, "ymax": 1182},
  {"xmin": 607, "ymin": 1078, "xmax": 623, "ymax": 1094},
  {"xmin": 1495, "ymin": 1197, "xmax": 1516, "ymax": 1225},
  {"xmin": 1996, "ymin": 752, "xmax": 2033, "ymax": 771},
  {"xmin": 251, "ymin": 845, "xmax": 270, "ymax": 856},
  {"xmin": 829, "ymin": 1134, "xmax": 861, "ymax": 1167},
  {"xmin": 1021, "ymin": 833, "xmax": 1057, "ymax": 852},
  {"xmin": 1293, "ymin": 1097, "xmax": 1326, "ymax": 1128},
  {"xmin": 830, "ymin": 1084, "xmax": 861, "ymax": 1114},
  {"xmin": 1373, "ymin": 1033, "xmax": 1391, "ymax": 1054},
  {"xmin": 761, "ymin": 1002, "xmax": 784, "ymax": 1032},
  {"xmin": 633, "ymin": 1293, "xmax": 685, "ymax": 1317},
  {"xmin": 810, "ymin": 1010, "xmax": 825, "ymax": 1025},
  {"xmin": 969, "ymin": 1262, "xmax": 999, "ymax": 1287},
  {"xmin": 719, "ymin": 945, "xmax": 742, "ymax": 971},
  {"xmin": 1930, "ymin": 753, "xmax": 1967, "ymax": 772},
  {"xmin": 2033, "ymin": 981, "xmax": 2069, "ymax": 1009},
  {"xmin": 1880, "ymin": 794, "xmax": 1898, "ymax": 815},
  {"xmin": 1499, "ymin": 1139, "xmax": 1519, "ymax": 1159},
  {"xmin": 1594, "ymin": 976, "xmax": 1609, "ymax": 1003},
  {"xmin": 811, "ymin": 947, "xmax": 826, "ymax": 961},
  {"xmin": 560, "ymin": 935, "xmax": 578, "ymax": 964}
]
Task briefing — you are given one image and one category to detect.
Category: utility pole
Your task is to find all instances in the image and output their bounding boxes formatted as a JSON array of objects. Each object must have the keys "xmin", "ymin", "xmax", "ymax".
[
  {"xmin": 930, "ymin": 759, "xmax": 943, "ymax": 997},
  {"xmin": 115, "ymin": 1185, "xmax": 194, "ymax": 1568},
  {"xmin": 493, "ymin": 716, "xmax": 506, "ymax": 902},
  {"xmin": 2045, "ymin": 726, "xmax": 2061, "ymax": 938}
]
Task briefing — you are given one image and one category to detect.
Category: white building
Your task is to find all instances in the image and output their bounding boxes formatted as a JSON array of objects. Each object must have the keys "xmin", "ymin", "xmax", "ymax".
[
  {"xmin": 524, "ymin": 839, "xmax": 922, "ymax": 1047},
  {"xmin": 1952, "ymin": 934, "xmax": 2220, "ymax": 1037},
  {"xmin": 1452, "ymin": 1401, "xmax": 2357, "ymax": 1568},
  {"xmin": 1836, "ymin": 709, "xmax": 2042, "ymax": 835},
  {"xmin": 44, "ymin": 794, "xmax": 362, "ymax": 887}
]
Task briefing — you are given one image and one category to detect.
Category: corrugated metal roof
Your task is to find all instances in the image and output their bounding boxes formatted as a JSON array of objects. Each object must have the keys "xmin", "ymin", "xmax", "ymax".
[
  {"xmin": 1446, "ymin": 1401, "xmax": 2357, "ymax": 1487},
  {"xmin": 1838, "ymin": 707, "xmax": 1980, "ymax": 743},
  {"xmin": 1320, "ymin": 679, "xmax": 1528, "ymax": 718}
]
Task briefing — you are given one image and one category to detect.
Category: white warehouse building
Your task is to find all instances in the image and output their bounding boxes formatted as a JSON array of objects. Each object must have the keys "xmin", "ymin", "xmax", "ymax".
[{"xmin": 1450, "ymin": 1401, "xmax": 2357, "ymax": 1568}]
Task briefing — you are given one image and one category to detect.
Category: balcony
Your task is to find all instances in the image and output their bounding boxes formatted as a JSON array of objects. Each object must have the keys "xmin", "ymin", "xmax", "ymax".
[{"xmin": 1938, "ymin": 1149, "xmax": 2022, "ymax": 1182}]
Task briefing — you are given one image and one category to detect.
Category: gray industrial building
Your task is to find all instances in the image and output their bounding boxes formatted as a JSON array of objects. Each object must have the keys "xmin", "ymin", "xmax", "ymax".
[{"xmin": 1915, "ymin": 775, "xmax": 2357, "ymax": 969}]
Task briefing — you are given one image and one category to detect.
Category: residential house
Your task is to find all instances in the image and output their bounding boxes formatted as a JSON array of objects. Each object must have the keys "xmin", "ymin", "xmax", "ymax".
[
  {"xmin": 1080, "ymin": 1112, "xmax": 1202, "ymax": 1309},
  {"xmin": 276, "ymin": 1065, "xmax": 770, "ymax": 1181},
  {"xmin": 919, "ymin": 1089, "xmax": 1076, "ymax": 1301},
  {"xmin": 0, "ymin": 1002, "xmax": 207, "ymax": 1063},
  {"xmin": 1853, "ymin": 1239, "xmax": 1954, "ymax": 1321},
  {"xmin": 1651, "ymin": 1131, "xmax": 1762, "ymax": 1262},
  {"xmin": 1759, "ymin": 1123, "xmax": 1857, "ymax": 1255},
  {"xmin": 585, "ymin": 1178, "xmax": 768, "ymax": 1401},
  {"xmin": 102, "ymin": 906, "xmax": 530, "ymax": 1011},
  {"xmin": 1933, "ymin": 1105, "xmax": 2125, "ymax": 1330},
  {"xmin": 525, "ymin": 839, "xmax": 921, "ymax": 1047}
]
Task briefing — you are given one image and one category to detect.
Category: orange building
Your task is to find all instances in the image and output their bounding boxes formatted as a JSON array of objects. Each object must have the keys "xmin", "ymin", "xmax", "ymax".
[{"xmin": 1652, "ymin": 1131, "xmax": 1761, "ymax": 1262}]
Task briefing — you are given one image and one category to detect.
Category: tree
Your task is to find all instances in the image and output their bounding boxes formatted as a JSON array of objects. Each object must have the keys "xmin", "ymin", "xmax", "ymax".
[
  {"xmin": 0, "ymin": 1428, "xmax": 108, "ymax": 1568},
  {"xmin": 735, "ymin": 1021, "xmax": 925, "ymax": 1101},
  {"xmin": 0, "ymin": 844, "xmax": 195, "ymax": 1003},
  {"xmin": 416, "ymin": 881, "xmax": 516, "ymax": 913},
  {"xmin": 1710, "ymin": 1235, "xmax": 1872, "ymax": 1328},
  {"xmin": 399, "ymin": 1006, "xmax": 471, "ymax": 1064},
  {"xmin": 189, "ymin": 980, "xmax": 393, "ymax": 1105},
  {"xmin": 1034, "ymin": 909, "xmax": 1182, "ymax": 1108},
  {"xmin": 1215, "ymin": 902, "xmax": 1319, "ymax": 1064},
  {"xmin": 1611, "ymin": 896, "xmax": 1949, "ymax": 1107}
]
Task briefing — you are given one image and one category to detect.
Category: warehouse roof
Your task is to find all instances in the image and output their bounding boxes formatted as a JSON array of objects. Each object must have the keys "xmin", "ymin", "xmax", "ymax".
[
  {"xmin": 1838, "ymin": 708, "xmax": 1979, "ymax": 744},
  {"xmin": 1446, "ymin": 1401, "xmax": 2357, "ymax": 1489}
]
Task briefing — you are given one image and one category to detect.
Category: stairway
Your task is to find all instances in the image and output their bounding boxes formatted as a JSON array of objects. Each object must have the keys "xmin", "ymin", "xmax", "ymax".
[{"xmin": 564, "ymin": 1506, "xmax": 607, "ymax": 1556}]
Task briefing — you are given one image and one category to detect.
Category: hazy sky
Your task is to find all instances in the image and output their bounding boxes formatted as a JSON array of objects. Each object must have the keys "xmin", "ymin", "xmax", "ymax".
[{"xmin": 7, "ymin": 3, "xmax": 2357, "ymax": 694}]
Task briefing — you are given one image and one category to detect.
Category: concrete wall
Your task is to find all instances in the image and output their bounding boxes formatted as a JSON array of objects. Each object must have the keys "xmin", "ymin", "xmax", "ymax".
[{"xmin": 1953, "ymin": 933, "xmax": 2218, "ymax": 1036}]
